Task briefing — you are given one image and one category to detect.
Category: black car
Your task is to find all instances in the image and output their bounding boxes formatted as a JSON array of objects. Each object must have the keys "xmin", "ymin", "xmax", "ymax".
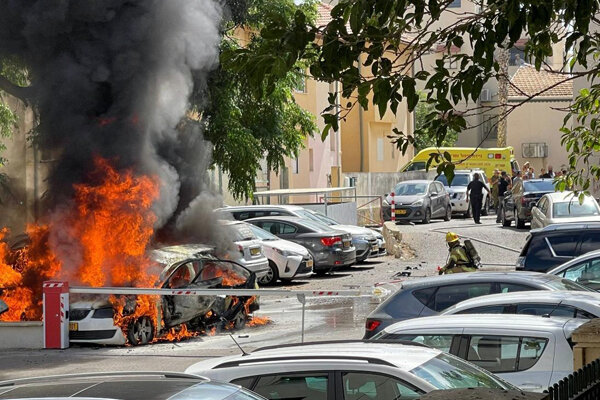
[
  {"xmin": 363, "ymin": 271, "xmax": 590, "ymax": 339},
  {"xmin": 246, "ymin": 216, "xmax": 356, "ymax": 274},
  {"xmin": 517, "ymin": 223, "xmax": 600, "ymax": 272},
  {"xmin": 0, "ymin": 372, "xmax": 266, "ymax": 400},
  {"xmin": 501, "ymin": 179, "xmax": 555, "ymax": 228}
]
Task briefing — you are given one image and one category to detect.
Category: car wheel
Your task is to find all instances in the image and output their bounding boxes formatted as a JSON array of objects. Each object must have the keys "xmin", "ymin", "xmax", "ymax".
[
  {"xmin": 127, "ymin": 316, "xmax": 155, "ymax": 345},
  {"xmin": 422, "ymin": 208, "xmax": 432, "ymax": 224},
  {"xmin": 516, "ymin": 209, "xmax": 526, "ymax": 229},
  {"xmin": 258, "ymin": 261, "xmax": 279, "ymax": 286},
  {"xmin": 443, "ymin": 206, "xmax": 452, "ymax": 221},
  {"xmin": 232, "ymin": 309, "xmax": 247, "ymax": 330},
  {"xmin": 481, "ymin": 197, "xmax": 489, "ymax": 216},
  {"xmin": 502, "ymin": 208, "xmax": 511, "ymax": 227}
]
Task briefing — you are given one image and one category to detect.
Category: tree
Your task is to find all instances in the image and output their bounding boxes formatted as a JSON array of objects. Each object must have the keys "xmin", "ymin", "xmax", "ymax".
[
  {"xmin": 414, "ymin": 92, "xmax": 457, "ymax": 152},
  {"xmin": 198, "ymin": 0, "xmax": 317, "ymax": 200},
  {"xmin": 225, "ymin": 0, "xmax": 600, "ymax": 187}
]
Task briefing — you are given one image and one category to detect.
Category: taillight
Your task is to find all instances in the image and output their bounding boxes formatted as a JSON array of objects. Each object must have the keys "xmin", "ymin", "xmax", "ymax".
[
  {"xmin": 321, "ymin": 236, "xmax": 342, "ymax": 246},
  {"xmin": 365, "ymin": 319, "xmax": 381, "ymax": 331}
]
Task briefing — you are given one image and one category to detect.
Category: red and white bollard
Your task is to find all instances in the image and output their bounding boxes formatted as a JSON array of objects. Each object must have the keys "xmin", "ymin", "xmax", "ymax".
[
  {"xmin": 43, "ymin": 281, "xmax": 69, "ymax": 349},
  {"xmin": 390, "ymin": 192, "xmax": 396, "ymax": 222}
]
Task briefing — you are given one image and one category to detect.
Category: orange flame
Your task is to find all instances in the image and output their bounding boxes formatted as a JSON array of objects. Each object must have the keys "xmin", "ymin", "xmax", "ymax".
[{"xmin": 247, "ymin": 316, "xmax": 271, "ymax": 326}]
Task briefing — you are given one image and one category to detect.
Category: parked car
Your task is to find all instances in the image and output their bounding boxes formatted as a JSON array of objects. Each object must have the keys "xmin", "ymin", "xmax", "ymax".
[
  {"xmin": 516, "ymin": 223, "xmax": 600, "ymax": 272},
  {"xmin": 246, "ymin": 216, "xmax": 356, "ymax": 274},
  {"xmin": 501, "ymin": 179, "xmax": 555, "ymax": 228},
  {"xmin": 246, "ymin": 223, "xmax": 313, "ymax": 285},
  {"xmin": 384, "ymin": 180, "xmax": 451, "ymax": 223},
  {"xmin": 436, "ymin": 170, "xmax": 491, "ymax": 217},
  {"xmin": 530, "ymin": 192, "xmax": 600, "ymax": 229},
  {"xmin": 442, "ymin": 290, "xmax": 600, "ymax": 319},
  {"xmin": 0, "ymin": 372, "xmax": 266, "ymax": 400},
  {"xmin": 69, "ymin": 245, "xmax": 258, "ymax": 346},
  {"xmin": 363, "ymin": 271, "xmax": 591, "ymax": 339},
  {"xmin": 370, "ymin": 314, "xmax": 587, "ymax": 391},
  {"xmin": 547, "ymin": 249, "xmax": 600, "ymax": 291},
  {"xmin": 218, "ymin": 205, "xmax": 383, "ymax": 262},
  {"xmin": 219, "ymin": 220, "xmax": 270, "ymax": 279},
  {"xmin": 184, "ymin": 341, "xmax": 517, "ymax": 399}
]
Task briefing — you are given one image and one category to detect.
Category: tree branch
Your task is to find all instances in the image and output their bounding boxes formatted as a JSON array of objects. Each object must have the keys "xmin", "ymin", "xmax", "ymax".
[{"xmin": 0, "ymin": 75, "xmax": 33, "ymax": 106}]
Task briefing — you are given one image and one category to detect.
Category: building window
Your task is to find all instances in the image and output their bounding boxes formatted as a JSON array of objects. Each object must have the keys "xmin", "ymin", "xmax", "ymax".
[
  {"xmin": 509, "ymin": 46, "xmax": 527, "ymax": 66},
  {"xmin": 481, "ymin": 114, "xmax": 498, "ymax": 142},
  {"xmin": 294, "ymin": 75, "xmax": 307, "ymax": 93},
  {"xmin": 448, "ymin": 0, "xmax": 461, "ymax": 8},
  {"xmin": 309, "ymin": 148, "xmax": 314, "ymax": 172},
  {"xmin": 292, "ymin": 157, "xmax": 299, "ymax": 174},
  {"xmin": 377, "ymin": 138, "xmax": 384, "ymax": 161}
]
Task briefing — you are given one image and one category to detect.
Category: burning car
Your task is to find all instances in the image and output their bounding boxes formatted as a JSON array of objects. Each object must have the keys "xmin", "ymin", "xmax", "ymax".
[{"xmin": 69, "ymin": 245, "xmax": 259, "ymax": 346}]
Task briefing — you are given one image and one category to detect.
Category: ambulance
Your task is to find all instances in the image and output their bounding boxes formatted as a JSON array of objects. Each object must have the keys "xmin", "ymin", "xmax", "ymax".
[{"xmin": 400, "ymin": 147, "xmax": 519, "ymax": 180}]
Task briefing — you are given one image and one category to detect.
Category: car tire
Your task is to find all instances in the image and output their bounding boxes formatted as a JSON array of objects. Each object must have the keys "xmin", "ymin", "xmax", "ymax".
[
  {"xmin": 502, "ymin": 208, "xmax": 511, "ymax": 227},
  {"xmin": 443, "ymin": 206, "xmax": 452, "ymax": 221},
  {"xmin": 422, "ymin": 208, "xmax": 432, "ymax": 224},
  {"xmin": 127, "ymin": 316, "xmax": 155, "ymax": 346},
  {"xmin": 481, "ymin": 197, "xmax": 489, "ymax": 216},
  {"xmin": 232, "ymin": 309, "xmax": 247, "ymax": 330},
  {"xmin": 258, "ymin": 261, "xmax": 279, "ymax": 286},
  {"xmin": 516, "ymin": 209, "xmax": 526, "ymax": 229}
]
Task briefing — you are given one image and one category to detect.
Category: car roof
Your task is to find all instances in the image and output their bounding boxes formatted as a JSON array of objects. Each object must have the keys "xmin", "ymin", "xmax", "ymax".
[
  {"xmin": 530, "ymin": 222, "xmax": 600, "ymax": 234},
  {"xmin": 197, "ymin": 341, "xmax": 441, "ymax": 372},
  {"xmin": 548, "ymin": 250, "xmax": 600, "ymax": 274},
  {"xmin": 400, "ymin": 271, "xmax": 559, "ymax": 290},
  {"xmin": 444, "ymin": 290, "xmax": 600, "ymax": 314},
  {"xmin": 218, "ymin": 205, "xmax": 304, "ymax": 212},
  {"xmin": 396, "ymin": 180, "xmax": 432, "ymax": 185},
  {"xmin": 382, "ymin": 314, "xmax": 585, "ymax": 334},
  {"xmin": 544, "ymin": 192, "xmax": 593, "ymax": 201},
  {"xmin": 0, "ymin": 373, "xmax": 236, "ymax": 400}
]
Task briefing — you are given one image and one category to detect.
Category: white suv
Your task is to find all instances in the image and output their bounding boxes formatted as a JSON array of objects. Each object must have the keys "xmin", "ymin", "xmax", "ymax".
[
  {"xmin": 185, "ymin": 341, "xmax": 515, "ymax": 399},
  {"xmin": 371, "ymin": 314, "xmax": 586, "ymax": 392},
  {"xmin": 436, "ymin": 169, "xmax": 491, "ymax": 217}
]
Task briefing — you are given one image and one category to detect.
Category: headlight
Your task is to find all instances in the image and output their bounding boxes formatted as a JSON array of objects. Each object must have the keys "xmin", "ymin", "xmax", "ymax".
[
  {"xmin": 411, "ymin": 199, "xmax": 424, "ymax": 206},
  {"xmin": 275, "ymin": 248, "xmax": 300, "ymax": 257}
]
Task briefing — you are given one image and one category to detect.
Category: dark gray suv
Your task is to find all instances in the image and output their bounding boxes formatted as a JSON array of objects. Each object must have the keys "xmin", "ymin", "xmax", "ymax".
[{"xmin": 363, "ymin": 271, "xmax": 591, "ymax": 339}]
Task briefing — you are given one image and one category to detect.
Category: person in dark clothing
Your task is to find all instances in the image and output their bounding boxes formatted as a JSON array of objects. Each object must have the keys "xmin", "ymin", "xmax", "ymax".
[
  {"xmin": 466, "ymin": 173, "xmax": 490, "ymax": 224},
  {"xmin": 496, "ymin": 171, "xmax": 512, "ymax": 223}
]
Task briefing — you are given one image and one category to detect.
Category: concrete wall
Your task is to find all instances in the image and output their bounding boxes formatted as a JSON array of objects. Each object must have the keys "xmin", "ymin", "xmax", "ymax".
[
  {"xmin": 506, "ymin": 100, "xmax": 570, "ymax": 173},
  {"xmin": 343, "ymin": 170, "xmax": 437, "ymax": 197},
  {"xmin": 301, "ymin": 202, "xmax": 358, "ymax": 225},
  {"xmin": 0, "ymin": 322, "xmax": 43, "ymax": 349}
]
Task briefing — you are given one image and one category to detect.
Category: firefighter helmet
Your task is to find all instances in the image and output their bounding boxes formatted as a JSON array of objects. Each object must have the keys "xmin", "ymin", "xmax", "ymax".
[{"xmin": 446, "ymin": 232, "xmax": 460, "ymax": 243}]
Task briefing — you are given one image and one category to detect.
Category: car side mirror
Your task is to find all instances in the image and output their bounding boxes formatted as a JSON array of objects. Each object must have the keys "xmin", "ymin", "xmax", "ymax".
[{"xmin": 431, "ymin": 191, "xmax": 439, "ymax": 196}]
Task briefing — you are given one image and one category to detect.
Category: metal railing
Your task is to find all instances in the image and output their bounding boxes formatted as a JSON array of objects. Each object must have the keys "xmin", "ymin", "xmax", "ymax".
[{"xmin": 546, "ymin": 358, "xmax": 600, "ymax": 400}]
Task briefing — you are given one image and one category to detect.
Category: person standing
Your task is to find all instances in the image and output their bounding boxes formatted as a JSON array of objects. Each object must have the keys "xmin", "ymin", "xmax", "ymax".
[
  {"xmin": 490, "ymin": 169, "xmax": 500, "ymax": 209},
  {"xmin": 466, "ymin": 173, "xmax": 490, "ymax": 224},
  {"xmin": 541, "ymin": 166, "xmax": 553, "ymax": 179},
  {"xmin": 496, "ymin": 171, "xmax": 511, "ymax": 223}
]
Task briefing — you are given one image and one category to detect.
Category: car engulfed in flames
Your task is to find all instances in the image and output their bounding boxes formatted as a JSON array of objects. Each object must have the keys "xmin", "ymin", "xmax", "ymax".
[{"xmin": 69, "ymin": 247, "xmax": 260, "ymax": 346}]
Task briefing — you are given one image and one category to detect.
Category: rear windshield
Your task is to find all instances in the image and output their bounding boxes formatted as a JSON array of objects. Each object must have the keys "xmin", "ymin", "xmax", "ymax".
[
  {"xmin": 395, "ymin": 182, "xmax": 428, "ymax": 196},
  {"xmin": 553, "ymin": 199, "xmax": 600, "ymax": 218},
  {"xmin": 524, "ymin": 180, "xmax": 555, "ymax": 192},
  {"xmin": 229, "ymin": 223, "xmax": 257, "ymax": 241},
  {"xmin": 436, "ymin": 174, "xmax": 470, "ymax": 187},
  {"xmin": 295, "ymin": 209, "xmax": 339, "ymax": 226},
  {"xmin": 298, "ymin": 219, "xmax": 337, "ymax": 232},
  {"xmin": 410, "ymin": 353, "xmax": 513, "ymax": 390}
]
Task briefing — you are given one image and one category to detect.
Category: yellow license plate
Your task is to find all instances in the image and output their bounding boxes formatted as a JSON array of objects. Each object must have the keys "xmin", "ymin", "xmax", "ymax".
[
  {"xmin": 396, "ymin": 209, "xmax": 408, "ymax": 215},
  {"xmin": 250, "ymin": 248, "xmax": 260, "ymax": 256},
  {"xmin": 372, "ymin": 245, "xmax": 379, "ymax": 251},
  {"xmin": 69, "ymin": 322, "xmax": 78, "ymax": 331},
  {"xmin": 307, "ymin": 259, "xmax": 314, "ymax": 267},
  {"xmin": 343, "ymin": 241, "xmax": 350, "ymax": 248}
]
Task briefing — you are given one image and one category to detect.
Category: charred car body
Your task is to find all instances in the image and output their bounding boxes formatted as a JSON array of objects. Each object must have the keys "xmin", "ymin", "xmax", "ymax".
[{"xmin": 69, "ymin": 245, "xmax": 259, "ymax": 346}]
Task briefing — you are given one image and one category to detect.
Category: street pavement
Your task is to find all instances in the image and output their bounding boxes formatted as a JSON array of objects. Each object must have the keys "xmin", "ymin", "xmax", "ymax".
[{"xmin": 0, "ymin": 214, "xmax": 530, "ymax": 380}]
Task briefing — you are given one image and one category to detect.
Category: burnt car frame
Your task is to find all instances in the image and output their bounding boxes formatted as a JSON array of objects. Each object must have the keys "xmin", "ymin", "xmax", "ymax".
[{"xmin": 69, "ymin": 249, "xmax": 258, "ymax": 346}]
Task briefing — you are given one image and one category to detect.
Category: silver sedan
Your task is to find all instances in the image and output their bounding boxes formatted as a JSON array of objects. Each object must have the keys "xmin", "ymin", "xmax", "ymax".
[{"xmin": 531, "ymin": 191, "xmax": 600, "ymax": 229}]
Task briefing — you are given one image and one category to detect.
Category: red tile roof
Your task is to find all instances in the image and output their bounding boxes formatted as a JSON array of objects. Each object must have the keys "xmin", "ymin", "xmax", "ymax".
[{"xmin": 508, "ymin": 64, "xmax": 573, "ymax": 99}]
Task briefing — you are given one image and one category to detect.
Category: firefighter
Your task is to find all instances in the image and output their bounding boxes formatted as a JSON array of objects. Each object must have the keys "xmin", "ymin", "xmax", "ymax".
[{"xmin": 439, "ymin": 232, "xmax": 478, "ymax": 274}]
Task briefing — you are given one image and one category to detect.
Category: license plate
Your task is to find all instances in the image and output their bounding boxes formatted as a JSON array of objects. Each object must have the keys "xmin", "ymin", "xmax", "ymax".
[
  {"xmin": 396, "ymin": 209, "xmax": 407, "ymax": 215},
  {"xmin": 343, "ymin": 241, "xmax": 350, "ymax": 248},
  {"xmin": 69, "ymin": 322, "xmax": 78, "ymax": 331},
  {"xmin": 307, "ymin": 259, "xmax": 314, "ymax": 268},
  {"xmin": 372, "ymin": 245, "xmax": 379, "ymax": 252},
  {"xmin": 250, "ymin": 247, "xmax": 260, "ymax": 256}
]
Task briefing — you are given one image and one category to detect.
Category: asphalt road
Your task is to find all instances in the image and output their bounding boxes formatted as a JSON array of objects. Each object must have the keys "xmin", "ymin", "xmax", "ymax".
[{"xmin": 0, "ymin": 213, "xmax": 530, "ymax": 380}]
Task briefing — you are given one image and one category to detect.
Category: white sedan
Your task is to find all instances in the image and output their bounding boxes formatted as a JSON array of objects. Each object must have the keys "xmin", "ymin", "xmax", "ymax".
[
  {"xmin": 531, "ymin": 191, "xmax": 600, "ymax": 229},
  {"xmin": 247, "ymin": 224, "xmax": 313, "ymax": 285}
]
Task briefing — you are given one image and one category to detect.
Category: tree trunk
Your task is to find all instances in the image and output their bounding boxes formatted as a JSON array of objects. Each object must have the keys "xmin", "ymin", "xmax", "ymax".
[{"xmin": 496, "ymin": 45, "xmax": 509, "ymax": 147}]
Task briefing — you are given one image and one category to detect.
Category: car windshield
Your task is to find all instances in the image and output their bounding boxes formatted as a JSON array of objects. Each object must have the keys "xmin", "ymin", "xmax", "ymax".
[
  {"xmin": 523, "ymin": 180, "xmax": 555, "ymax": 192},
  {"xmin": 295, "ymin": 209, "xmax": 339, "ymax": 226},
  {"xmin": 553, "ymin": 199, "xmax": 600, "ymax": 218},
  {"xmin": 394, "ymin": 182, "xmax": 428, "ymax": 196},
  {"xmin": 436, "ymin": 174, "xmax": 470, "ymax": 187},
  {"xmin": 544, "ymin": 278, "xmax": 593, "ymax": 291},
  {"xmin": 410, "ymin": 353, "xmax": 514, "ymax": 390},
  {"xmin": 248, "ymin": 224, "xmax": 278, "ymax": 241}
]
